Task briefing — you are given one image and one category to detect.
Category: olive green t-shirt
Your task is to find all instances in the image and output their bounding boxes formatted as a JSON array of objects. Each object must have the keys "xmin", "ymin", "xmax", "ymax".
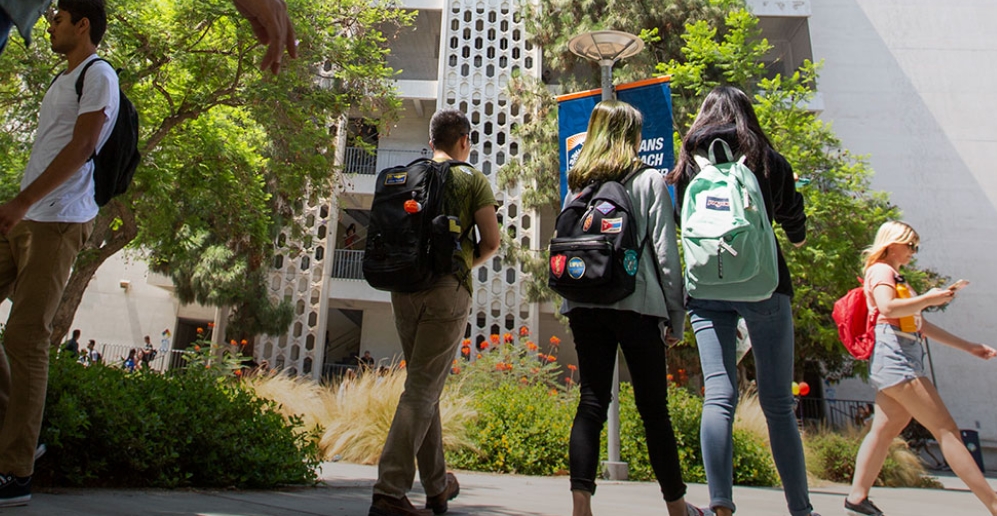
[{"xmin": 441, "ymin": 160, "xmax": 497, "ymax": 294}]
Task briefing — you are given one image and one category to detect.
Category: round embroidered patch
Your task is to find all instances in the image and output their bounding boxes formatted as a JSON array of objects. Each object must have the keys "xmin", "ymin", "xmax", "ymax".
[
  {"xmin": 623, "ymin": 249, "xmax": 639, "ymax": 276},
  {"xmin": 567, "ymin": 257, "xmax": 586, "ymax": 279}
]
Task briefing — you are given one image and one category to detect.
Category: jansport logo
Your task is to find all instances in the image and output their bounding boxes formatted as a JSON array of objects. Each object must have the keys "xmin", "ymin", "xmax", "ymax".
[{"xmin": 705, "ymin": 196, "xmax": 731, "ymax": 211}]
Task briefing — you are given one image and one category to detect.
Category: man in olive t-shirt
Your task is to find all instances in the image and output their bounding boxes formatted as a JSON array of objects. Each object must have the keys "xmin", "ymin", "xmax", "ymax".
[{"xmin": 369, "ymin": 109, "xmax": 499, "ymax": 516}]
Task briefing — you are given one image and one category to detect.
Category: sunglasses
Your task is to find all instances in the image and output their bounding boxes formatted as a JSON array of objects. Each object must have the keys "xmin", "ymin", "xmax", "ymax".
[{"xmin": 907, "ymin": 242, "xmax": 919, "ymax": 253}]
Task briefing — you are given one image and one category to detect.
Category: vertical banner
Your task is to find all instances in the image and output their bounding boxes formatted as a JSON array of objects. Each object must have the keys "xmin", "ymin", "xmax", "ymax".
[
  {"xmin": 556, "ymin": 76, "xmax": 674, "ymax": 203},
  {"xmin": 556, "ymin": 87, "xmax": 601, "ymax": 202}
]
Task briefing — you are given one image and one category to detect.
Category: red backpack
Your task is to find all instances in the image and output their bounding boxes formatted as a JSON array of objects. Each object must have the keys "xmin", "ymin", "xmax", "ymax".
[{"xmin": 832, "ymin": 278, "xmax": 879, "ymax": 360}]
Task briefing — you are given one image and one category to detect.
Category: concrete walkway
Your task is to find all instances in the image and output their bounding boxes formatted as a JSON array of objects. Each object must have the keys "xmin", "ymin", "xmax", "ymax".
[{"xmin": 8, "ymin": 462, "xmax": 995, "ymax": 515}]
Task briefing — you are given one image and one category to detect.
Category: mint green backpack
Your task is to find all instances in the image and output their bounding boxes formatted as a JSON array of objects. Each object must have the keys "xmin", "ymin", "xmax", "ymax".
[{"xmin": 680, "ymin": 139, "xmax": 778, "ymax": 302}]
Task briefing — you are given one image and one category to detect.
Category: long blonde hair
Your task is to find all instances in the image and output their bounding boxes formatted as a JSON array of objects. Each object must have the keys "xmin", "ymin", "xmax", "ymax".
[
  {"xmin": 862, "ymin": 221, "xmax": 920, "ymax": 271},
  {"xmin": 567, "ymin": 100, "xmax": 643, "ymax": 191}
]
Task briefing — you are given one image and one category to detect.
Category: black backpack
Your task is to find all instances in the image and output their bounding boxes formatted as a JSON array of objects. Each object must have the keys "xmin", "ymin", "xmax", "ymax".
[
  {"xmin": 72, "ymin": 58, "xmax": 141, "ymax": 207},
  {"xmin": 548, "ymin": 168, "xmax": 648, "ymax": 304},
  {"xmin": 362, "ymin": 158, "xmax": 473, "ymax": 292}
]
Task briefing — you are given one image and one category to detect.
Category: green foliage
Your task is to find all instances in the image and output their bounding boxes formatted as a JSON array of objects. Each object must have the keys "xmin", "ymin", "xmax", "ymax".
[
  {"xmin": 446, "ymin": 381, "xmax": 576, "ymax": 475},
  {"xmin": 804, "ymin": 428, "xmax": 942, "ymax": 488},
  {"xmin": 39, "ymin": 354, "xmax": 319, "ymax": 488},
  {"xmin": 613, "ymin": 385, "xmax": 778, "ymax": 486},
  {"xmin": 0, "ymin": 0, "xmax": 412, "ymax": 338}
]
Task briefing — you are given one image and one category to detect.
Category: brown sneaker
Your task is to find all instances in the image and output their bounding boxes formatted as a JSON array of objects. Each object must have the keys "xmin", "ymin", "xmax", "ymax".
[
  {"xmin": 368, "ymin": 494, "xmax": 433, "ymax": 516},
  {"xmin": 425, "ymin": 472, "xmax": 460, "ymax": 514}
]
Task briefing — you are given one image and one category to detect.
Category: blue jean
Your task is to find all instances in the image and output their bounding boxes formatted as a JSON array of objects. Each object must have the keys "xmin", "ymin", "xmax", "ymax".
[{"xmin": 688, "ymin": 294, "xmax": 812, "ymax": 516}]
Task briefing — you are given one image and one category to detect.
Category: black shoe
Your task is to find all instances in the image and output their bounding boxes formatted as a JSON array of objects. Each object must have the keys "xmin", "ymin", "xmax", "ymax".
[
  {"xmin": 425, "ymin": 472, "xmax": 460, "ymax": 514},
  {"xmin": 845, "ymin": 497, "xmax": 884, "ymax": 516},
  {"xmin": 0, "ymin": 473, "xmax": 31, "ymax": 508}
]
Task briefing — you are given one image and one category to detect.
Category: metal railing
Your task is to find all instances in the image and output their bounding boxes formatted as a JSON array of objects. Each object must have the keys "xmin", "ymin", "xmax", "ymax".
[
  {"xmin": 331, "ymin": 249, "xmax": 365, "ymax": 280},
  {"xmin": 343, "ymin": 147, "xmax": 427, "ymax": 176},
  {"xmin": 82, "ymin": 343, "xmax": 192, "ymax": 373},
  {"xmin": 797, "ymin": 397, "xmax": 873, "ymax": 430},
  {"xmin": 322, "ymin": 363, "xmax": 359, "ymax": 380}
]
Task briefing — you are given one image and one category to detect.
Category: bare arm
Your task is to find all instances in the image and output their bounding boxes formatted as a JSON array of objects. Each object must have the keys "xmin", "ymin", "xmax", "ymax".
[
  {"xmin": 871, "ymin": 283, "xmax": 953, "ymax": 318},
  {"xmin": 471, "ymin": 204, "xmax": 499, "ymax": 268},
  {"xmin": 0, "ymin": 109, "xmax": 107, "ymax": 234},
  {"xmin": 921, "ymin": 319, "xmax": 997, "ymax": 359}
]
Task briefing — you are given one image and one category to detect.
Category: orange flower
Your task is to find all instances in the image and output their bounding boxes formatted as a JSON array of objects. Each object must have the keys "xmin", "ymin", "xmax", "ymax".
[
  {"xmin": 480, "ymin": 341, "xmax": 490, "ymax": 350},
  {"xmin": 241, "ymin": 339, "xmax": 248, "ymax": 345},
  {"xmin": 451, "ymin": 367, "xmax": 461, "ymax": 375},
  {"xmin": 667, "ymin": 374, "xmax": 674, "ymax": 382},
  {"xmin": 399, "ymin": 360, "xmax": 406, "ymax": 369},
  {"xmin": 549, "ymin": 388, "xmax": 558, "ymax": 396},
  {"xmin": 462, "ymin": 339, "xmax": 472, "ymax": 347},
  {"xmin": 476, "ymin": 353, "xmax": 482, "ymax": 360},
  {"xmin": 196, "ymin": 327, "xmax": 204, "ymax": 334},
  {"xmin": 194, "ymin": 345, "xmax": 201, "ymax": 351},
  {"xmin": 234, "ymin": 369, "xmax": 243, "ymax": 377},
  {"xmin": 565, "ymin": 376, "xmax": 574, "ymax": 384},
  {"xmin": 461, "ymin": 347, "xmax": 470, "ymax": 356},
  {"xmin": 519, "ymin": 377, "xmax": 529, "ymax": 384},
  {"xmin": 230, "ymin": 339, "xmax": 237, "ymax": 345},
  {"xmin": 548, "ymin": 355, "xmax": 557, "ymax": 362},
  {"xmin": 519, "ymin": 326, "xmax": 530, "ymax": 337},
  {"xmin": 567, "ymin": 364, "xmax": 577, "ymax": 372},
  {"xmin": 530, "ymin": 367, "xmax": 539, "ymax": 375},
  {"xmin": 208, "ymin": 322, "xmax": 215, "ymax": 328},
  {"xmin": 526, "ymin": 341, "xmax": 538, "ymax": 351},
  {"xmin": 452, "ymin": 359, "xmax": 458, "ymax": 365},
  {"xmin": 490, "ymin": 334, "xmax": 500, "ymax": 345},
  {"xmin": 549, "ymin": 335, "xmax": 561, "ymax": 347},
  {"xmin": 503, "ymin": 333, "xmax": 513, "ymax": 343}
]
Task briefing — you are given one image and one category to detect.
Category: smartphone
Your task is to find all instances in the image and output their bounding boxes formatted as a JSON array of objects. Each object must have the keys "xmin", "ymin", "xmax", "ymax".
[{"xmin": 948, "ymin": 279, "xmax": 970, "ymax": 291}]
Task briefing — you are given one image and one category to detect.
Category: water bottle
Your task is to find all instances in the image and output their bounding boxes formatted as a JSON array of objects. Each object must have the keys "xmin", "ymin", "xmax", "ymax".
[{"xmin": 894, "ymin": 277, "xmax": 919, "ymax": 332}]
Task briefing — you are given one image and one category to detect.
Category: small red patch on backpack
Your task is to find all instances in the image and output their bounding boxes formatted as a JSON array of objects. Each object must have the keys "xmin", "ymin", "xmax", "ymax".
[{"xmin": 550, "ymin": 254, "xmax": 567, "ymax": 278}]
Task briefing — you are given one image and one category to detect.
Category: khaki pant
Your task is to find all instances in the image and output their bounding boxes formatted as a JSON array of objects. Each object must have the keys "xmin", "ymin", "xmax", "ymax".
[
  {"xmin": 0, "ymin": 219, "xmax": 93, "ymax": 477},
  {"xmin": 374, "ymin": 275, "xmax": 471, "ymax": 499}
]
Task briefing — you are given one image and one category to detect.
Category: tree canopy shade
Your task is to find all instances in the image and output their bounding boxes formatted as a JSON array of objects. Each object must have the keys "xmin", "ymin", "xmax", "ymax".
[
  {"xmin": 499, "ymin": 0, "xmax": 945, "ymax": 378},
  {"xmin": 0, "ymin": 0, "xmax": 414, "ymax": 342}
]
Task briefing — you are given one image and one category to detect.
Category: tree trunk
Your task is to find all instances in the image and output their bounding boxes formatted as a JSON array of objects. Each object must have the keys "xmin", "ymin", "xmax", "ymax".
[{"xmin": 49, "ymin": 199, "xmax": 139, "ymax": 347}]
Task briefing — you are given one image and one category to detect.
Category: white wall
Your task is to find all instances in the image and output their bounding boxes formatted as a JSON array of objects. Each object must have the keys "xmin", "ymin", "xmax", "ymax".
[
  {"xmin": 811, "ymin": 0, "xmax": 997, "ymax": 444},
  {"xmin": 360, "ymin": 305, "xmax": 404, "ymax": 366},
  {"xmin": 0, "ymin": 252, "xmax": 178, "ymax": 349}
]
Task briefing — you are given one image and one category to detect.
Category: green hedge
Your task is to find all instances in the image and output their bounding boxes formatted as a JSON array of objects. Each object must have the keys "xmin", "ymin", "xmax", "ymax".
[
  {"xmin": 38, "ymin": 355, "xmax": 319, "ymax": 488},
  {"xmin": 448, "ymin": 379, "xmax": 779, "ymax": 487}
]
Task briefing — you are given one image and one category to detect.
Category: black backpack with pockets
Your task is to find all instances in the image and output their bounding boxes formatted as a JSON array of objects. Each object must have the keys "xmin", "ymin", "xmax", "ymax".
[
  {"xmin": 363, "ymin": 158, "xmax": 474, "ymax": 292},
  {"xmin": 547, "ymin": 167, "xmax": 648, "ymax": 304},
  {"xmin": 71, "ymin": 58, "xmax": 141, "ymax": 207}
]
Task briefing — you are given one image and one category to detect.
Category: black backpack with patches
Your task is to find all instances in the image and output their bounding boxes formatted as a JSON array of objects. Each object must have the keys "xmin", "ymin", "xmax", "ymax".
[
  {"xmin": 72, "ymin": 58, "xmax": 141, "ymax": 207},
  {"xmin": 363, "ymin": 158, "xmax": 473, "ymax": 292},
  {"xmin": 547, "ymin": 168, "xmax": 647, "ymax": 304}
]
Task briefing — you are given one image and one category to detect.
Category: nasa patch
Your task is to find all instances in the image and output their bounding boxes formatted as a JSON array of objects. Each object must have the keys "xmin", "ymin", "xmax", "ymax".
[
  {"xmin": 567, "ymin": 257, "xmax": 586, "ymax": 279},
  {"xmin": 384, "ymin": 172, "xmax": 408, "ymax": 186}
]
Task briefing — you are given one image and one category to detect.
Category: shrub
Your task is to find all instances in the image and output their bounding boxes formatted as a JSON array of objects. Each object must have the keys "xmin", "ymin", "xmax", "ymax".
[
  {"xmin": 447, "ymin": 381, "xmax": 576, "ymax": 475},
  {"xmin": 613, "ymin": 384, "xmax": 779, "ymax": 486},
  {"xmin": 39, "ymin": 354, "xmax": 319, "ymax": 488},
  {"xmin": 803, "ymin": 426, "xmax": 942, "ymax": 488}
]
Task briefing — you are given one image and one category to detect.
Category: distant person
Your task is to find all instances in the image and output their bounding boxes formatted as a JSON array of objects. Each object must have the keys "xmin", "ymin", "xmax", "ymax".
[
  {"xmin": 667, "ymin": 86, "xmax": 815, "ymax": 516},
  {"xmin": 84, "ymin": 339, "xmax": 100, "ymax": 365},
  {"xmin": 559, "ymin": 100, "xmax": 706, "ymax": 516},
  {"xmin": 1, "ymin": 0, "xmax": 294, "ymax": 72},
  {"xmin": 344, "ymin": 223, "xmax": 359, "ymax": 249},
  {"xmin": 62, "ymin": 329, "xmax": 81, "ymax": 359},
  {"xmin": 845, "ymin": 221, "xmax": 997, "ymax": 516},
  {"xmin": 853, "ymin": 403, "xmax": 874, "ymax": 429},
  {"xmin": 368, "ymin": 108, "xmax": 500, "ymax": 516},
  {"xmin": 123, "ymin": 348, "xmax": 137, "ymax": 373},
  {"xmin": 359, "ymin": 350, "xmax": 375, "ymax": 369},
  {"xmin": 139, "ymin": 335, "xmax": 157, "ymax": 368}
]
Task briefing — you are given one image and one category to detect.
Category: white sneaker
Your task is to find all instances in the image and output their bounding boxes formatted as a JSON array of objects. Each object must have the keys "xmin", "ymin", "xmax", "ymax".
[
  {"xmin": 34, "ymin": 444, "xmax": 46, "ymax": 461},
  {"xmin": 686, "ymin": 503, "xmax": 714, "ymax": 516}
]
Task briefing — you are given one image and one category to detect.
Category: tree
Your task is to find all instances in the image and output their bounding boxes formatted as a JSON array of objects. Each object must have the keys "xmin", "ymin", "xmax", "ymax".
[
  {"xmin": 501, "ymin": 1, "xmax": 945, "ymax": 378},
  {"xmin": 0, "ymin": 0, "xmax": 414, "ymax": 343}
]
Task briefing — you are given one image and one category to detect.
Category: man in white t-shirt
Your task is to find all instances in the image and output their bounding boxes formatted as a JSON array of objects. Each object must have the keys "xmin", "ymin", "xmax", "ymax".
[{"xmin": 0, "ymin": 0, "xmax": 117, "ymax": 507}]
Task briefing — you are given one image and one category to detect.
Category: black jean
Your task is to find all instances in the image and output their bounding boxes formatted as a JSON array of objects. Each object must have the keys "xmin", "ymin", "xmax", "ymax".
[{"xmin": 567, "ymin": 308, "xmax": 687, "ymax": 502}]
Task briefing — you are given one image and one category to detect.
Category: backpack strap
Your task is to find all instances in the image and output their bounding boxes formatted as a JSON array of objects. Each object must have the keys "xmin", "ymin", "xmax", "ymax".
[
  {"xmin": 73, "ymin": 57, "xmax": 112, "ymax": 101},
  {"xmin": 694, "ymin": 138, "xmax": 747, "ymax": 169}
]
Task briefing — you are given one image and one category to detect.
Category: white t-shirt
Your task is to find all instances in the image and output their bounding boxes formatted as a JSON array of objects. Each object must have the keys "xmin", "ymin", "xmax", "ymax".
[{"xmin": 22, "ymin": 54, "xmax": 119, "ymax": 223}]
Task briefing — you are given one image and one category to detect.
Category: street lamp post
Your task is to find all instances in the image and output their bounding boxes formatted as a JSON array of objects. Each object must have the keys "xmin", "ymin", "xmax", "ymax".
[{"xmin": 567, "ymin": 29, "xmax": 644, "ymax": 482}]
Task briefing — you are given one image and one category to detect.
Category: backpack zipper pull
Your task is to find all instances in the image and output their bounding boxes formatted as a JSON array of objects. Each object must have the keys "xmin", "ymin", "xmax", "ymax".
[{"xmin": 718, "ymin": 246, "xmax": 723, "ymax": 279}]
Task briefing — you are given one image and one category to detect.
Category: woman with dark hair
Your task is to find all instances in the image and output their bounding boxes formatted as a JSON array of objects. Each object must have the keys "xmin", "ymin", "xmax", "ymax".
[
  {"xmin": 562, "ymin": 100, "xmax": 706, "ymax": 516},
  {"xmin": 667, "ymin": 86, "xmax": 816, "ymax": 516}
]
